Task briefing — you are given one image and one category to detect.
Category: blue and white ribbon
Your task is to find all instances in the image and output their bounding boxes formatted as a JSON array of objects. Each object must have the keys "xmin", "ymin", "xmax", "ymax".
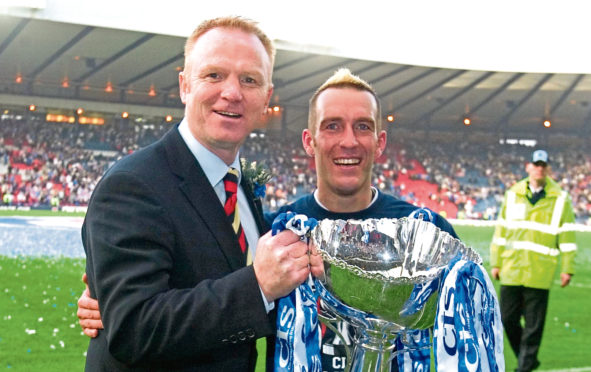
[
  {"xmin": 409, "ymin": 207, "xmax": 437, "ymax": 225},
  {"xmin": 273, "ymin": 213, "xmax": 322, "ymax": 372},
  {"xmin": 433, "ymin": 256, "xmax": 504, "ymax": 372},
  {"xmin": 395, "ymin": 329, "xmax": 432, "ymax": 372},
  {"xmin": 400, "ymin": 277, "xmax": 441, "ymax": 317}
]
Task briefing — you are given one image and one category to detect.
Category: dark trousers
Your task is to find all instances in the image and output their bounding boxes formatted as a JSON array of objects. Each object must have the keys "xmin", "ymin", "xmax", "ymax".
[{"xmin": 500, "ymin": 285, "xmax": 549, "ymax": 372}]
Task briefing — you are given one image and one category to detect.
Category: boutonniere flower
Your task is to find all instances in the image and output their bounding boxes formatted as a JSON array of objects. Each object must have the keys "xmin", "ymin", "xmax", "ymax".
[{"xmin": 240, "ymin": 158, "xmax": 273, "ymax": 199}]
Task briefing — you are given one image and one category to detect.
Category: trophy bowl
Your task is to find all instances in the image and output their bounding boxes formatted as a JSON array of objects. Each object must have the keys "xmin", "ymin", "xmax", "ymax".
[{"xmin": 311, "ymin": 217, "xmax": 481, "ymax": 372}]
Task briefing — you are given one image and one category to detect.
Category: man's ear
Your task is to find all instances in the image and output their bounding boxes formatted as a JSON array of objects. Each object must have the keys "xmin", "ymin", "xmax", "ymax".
[
  {"xmin": 178, "ymin": 71, "xmax": 188, "ymax": 104},
  {"xmin": 302, "ymin": 129, "xmax": 315, "ymax": 157},
  {"xmin": 264, "ymin": 85, "xmax": 274, "ymax": 114},
  {"xmin": 375, "ymin": 130, "xmax": 387, "ymax": 158}
]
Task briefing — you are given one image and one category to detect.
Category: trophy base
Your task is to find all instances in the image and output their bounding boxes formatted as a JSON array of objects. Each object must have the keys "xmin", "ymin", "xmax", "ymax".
[
  {"xmin": 319, "ymin": 314, "xmax": 430, "ymax": 372},
  {"xmin": 349, "ymin": 332, "xmax": 397, "ymax": 372}
]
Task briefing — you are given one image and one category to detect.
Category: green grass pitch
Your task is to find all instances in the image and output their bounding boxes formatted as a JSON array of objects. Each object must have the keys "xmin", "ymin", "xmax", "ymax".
[{"xmin": 1, "ymin": 224, "xmax": 589, "ymax": 371}]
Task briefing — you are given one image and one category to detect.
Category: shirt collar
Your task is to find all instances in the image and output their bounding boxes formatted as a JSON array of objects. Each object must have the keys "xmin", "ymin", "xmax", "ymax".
[
  {"xmin": 527, "ymin": 180, "xmax": 545, "ymax": 194},
  {"xmin": 313, "ymin": 186, "xmax": 379, "ymax": 211},
  {"xmin": 178, "ymin": 118, "xmax": 241, "ymax": 187}
]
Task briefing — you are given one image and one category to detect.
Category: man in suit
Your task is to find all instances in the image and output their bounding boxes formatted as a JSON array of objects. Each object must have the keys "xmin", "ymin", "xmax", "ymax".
[{"xmin": 82, "ymin": 16, "xmax": 323, "ymax": 371}]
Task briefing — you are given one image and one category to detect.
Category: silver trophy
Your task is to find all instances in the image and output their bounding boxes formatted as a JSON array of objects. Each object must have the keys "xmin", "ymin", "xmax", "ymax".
[{"xmin": 311, "ymin": 217, "xmax": 481, "ymax": 372}]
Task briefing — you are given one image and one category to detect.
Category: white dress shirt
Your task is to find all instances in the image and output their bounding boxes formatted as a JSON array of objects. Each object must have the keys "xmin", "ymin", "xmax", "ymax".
[{"xmin": 178, "ymin": 119, "xmax": 273, "ymax": 311}]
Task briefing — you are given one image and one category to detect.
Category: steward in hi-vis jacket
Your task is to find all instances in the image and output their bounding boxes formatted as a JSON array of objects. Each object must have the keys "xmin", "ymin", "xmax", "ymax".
[
  {"xmin": 491, "ymin": 176, "xmax": 577, "ymax": 288},
  {"xmin": 490, "ymin": 149, "xmax": 577, "ymax": 372}
]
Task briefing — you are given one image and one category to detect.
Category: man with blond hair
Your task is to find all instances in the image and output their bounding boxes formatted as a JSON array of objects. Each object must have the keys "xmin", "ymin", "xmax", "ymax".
[
  {"xmin": 269, "ymin": 68, "xmax": 458, "ymax": 371},
  {"xmin": 81, "ymin": 16, "xmax": 322, "ymax": 371}
]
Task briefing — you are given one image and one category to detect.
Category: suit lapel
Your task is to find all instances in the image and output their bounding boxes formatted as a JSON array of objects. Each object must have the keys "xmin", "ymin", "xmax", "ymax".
[
  {"xmin": 162, "ymin": 127, "xmax": 245, "ymax": 270},
  {"xmin": 241, "ymin": 176, "xmax": 269, "ymax": 234}
]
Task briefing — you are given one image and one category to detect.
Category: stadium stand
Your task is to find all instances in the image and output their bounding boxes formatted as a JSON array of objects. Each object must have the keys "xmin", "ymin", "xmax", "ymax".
[{"xmin": 1, "ymin": 115, "xmax": 590, "ymax": 224}]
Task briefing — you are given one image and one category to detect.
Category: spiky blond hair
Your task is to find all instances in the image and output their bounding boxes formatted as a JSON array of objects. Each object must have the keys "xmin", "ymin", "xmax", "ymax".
[{"xmin": 308, "ymin": 68, "xmax": 381, "ymax": 133}]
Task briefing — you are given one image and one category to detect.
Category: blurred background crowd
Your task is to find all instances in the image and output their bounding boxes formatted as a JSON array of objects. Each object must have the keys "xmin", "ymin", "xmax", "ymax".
[{"xmin": 1, "ymin": 116, "xmax": 590, "ymax": 224}]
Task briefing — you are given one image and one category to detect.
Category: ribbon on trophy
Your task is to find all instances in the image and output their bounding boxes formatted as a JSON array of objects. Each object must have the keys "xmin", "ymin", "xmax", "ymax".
[
  {"xmin": 395, "ymin": 329, "xmax": 432, "ymax": 372},
  {"xmin": 408, "ymin": 207, "xmax": 438, "ymax": 225},
  {"xmin": 273, "ymin": 212, "xmax": 322, "ymax": 372},
  {"xmin": 433, "ymin": 255, "xmax": 505, "ymax": 372},
  {"xmin": 403, "ymin": 207, "xmax": 504, "ymax": 371}
]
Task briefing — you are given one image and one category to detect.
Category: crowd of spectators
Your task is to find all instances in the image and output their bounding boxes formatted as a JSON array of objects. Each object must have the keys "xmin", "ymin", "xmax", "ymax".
[
  {"xmin": 242, "ymin": 131, "xmax": 590, "ymax": 224},
  {"xmin": 0, "ymin": 114, "xmax": 168, "ymax": 208},
  {"xmin": 2, "ymin": 115, "xmax": 590, "ymax": 224}
]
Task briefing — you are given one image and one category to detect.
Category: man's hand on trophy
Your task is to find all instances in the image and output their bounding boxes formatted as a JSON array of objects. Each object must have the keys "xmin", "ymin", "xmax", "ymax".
[
  {"xmin": 491, "ymin": 267, "xmax": 500, "ymax": 280},
  {"xmin": 268, "ymin": 211, "xmax": 324, "ymax": 281},
  {"xmin": 254, "ymin": 230, "xmax": 313, "ymax": 302}
]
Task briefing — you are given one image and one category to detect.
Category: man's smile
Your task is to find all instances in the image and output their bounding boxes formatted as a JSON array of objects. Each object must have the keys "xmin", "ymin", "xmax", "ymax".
[
  {"xmin": 333, "ymin": 157, "xmax": 361, "ymax": 166},
  {"xmin": 214, "ymin": 110, "xmax": 242, "ymax": 118}
]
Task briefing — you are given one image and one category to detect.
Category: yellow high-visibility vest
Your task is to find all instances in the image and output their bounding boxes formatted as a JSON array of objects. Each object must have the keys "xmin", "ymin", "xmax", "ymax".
[{"xmin": 490, "ymin": 176, "xmax": 577, "ymax": 289}]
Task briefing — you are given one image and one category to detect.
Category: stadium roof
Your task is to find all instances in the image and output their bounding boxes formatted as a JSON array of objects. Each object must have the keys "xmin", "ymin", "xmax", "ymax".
[{"xmin": 1, "ymin": 2, "xmax": 591, "ymax": 138}]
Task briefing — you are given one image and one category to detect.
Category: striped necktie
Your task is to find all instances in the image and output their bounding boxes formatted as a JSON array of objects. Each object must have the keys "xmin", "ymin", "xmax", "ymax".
[{"xmin": 223, "ymin": 168, "xmax": 248, "ymax": 255}]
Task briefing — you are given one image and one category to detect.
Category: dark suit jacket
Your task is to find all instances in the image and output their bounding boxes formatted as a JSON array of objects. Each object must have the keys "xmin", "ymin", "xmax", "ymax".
[{"xmin": 83, "ymin": 125, "xmax": 274, "ymax": 371}]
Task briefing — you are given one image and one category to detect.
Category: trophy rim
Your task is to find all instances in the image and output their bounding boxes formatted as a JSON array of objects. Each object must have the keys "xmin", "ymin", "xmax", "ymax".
[{"xmin": 312, "ymin": 216, "xmax": 482, "ymax": 284}]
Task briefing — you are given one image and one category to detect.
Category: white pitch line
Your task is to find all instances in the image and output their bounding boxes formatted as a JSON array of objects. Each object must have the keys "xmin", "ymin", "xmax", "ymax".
[
  {"xmin": 539, "ymin": 368, "xmax": 591, "ymax": 372},
  {"xmin": 558, "ymin": 281, "xmax": 591, "ymax": 289}
]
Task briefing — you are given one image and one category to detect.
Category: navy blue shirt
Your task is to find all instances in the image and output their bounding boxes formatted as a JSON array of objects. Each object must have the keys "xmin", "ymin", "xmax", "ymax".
[{"xmin": 266, "ymin": 190, "xmax": 457, "ymax": 237}]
